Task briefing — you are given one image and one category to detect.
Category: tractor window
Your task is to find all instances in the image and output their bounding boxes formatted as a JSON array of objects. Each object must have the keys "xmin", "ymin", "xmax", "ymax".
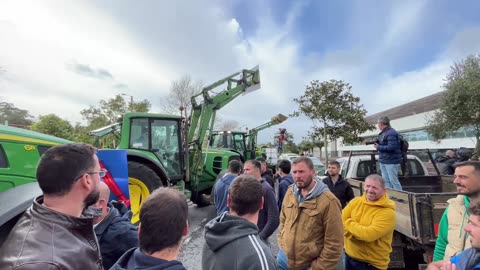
[
  {"xmin": 233, "ymin": 134, "xmax": 245, "ymax": 152},
  {"xmin": 130, "ymin": 118, "xmax": 149, "ymax": 149},
  {"xmin": 0, "ymin": 145, "xmax": 8, "ymax": 168},
  {"xmin": 211, "ymin": 133, "xmax": 224, "ymax": 148},
  {"xmin": 37, "ymin": 145, "xmax": 52, "ymax": 156},
  {"xmin": 151, "ymin": 119, "xmax": 182, "ymax": 177}
]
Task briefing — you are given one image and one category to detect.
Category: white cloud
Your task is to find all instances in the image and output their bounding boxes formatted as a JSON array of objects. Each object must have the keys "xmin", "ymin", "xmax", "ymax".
[{"xmin": 1, "ymin": 0, "xmax": 479, "ymax": 146}]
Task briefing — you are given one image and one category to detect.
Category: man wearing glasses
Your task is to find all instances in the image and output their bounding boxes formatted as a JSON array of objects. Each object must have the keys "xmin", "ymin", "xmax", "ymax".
[{"xmin": 0, "ymin": 143, "xmax": 105, "ymax": 270}]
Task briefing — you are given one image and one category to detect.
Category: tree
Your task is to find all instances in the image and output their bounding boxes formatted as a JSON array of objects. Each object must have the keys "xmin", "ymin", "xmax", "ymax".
[
  {"xmin": 77, "ymin": 94, "xmax": 151, "ymax": 144},
  {"xmin": 216, "ymin": 119, "xmax": 240, "ymax": 131},
  {"xmin": 161, "ymin": 75, "xmax": 202, "ymax": 115},
  {"xmin": 292, "ymin": 79, "xmax": 372, "ymax": 161},
  {"xmin": 31, "ymin": 114, "xmax": 73, "ymax": 139},
  {"xmin": 0, "ymin": 102, "xmax": 34, "ymax": 127},
  {"xmin": 81, "ymin": 94, "xmax": 151, "ymax": 128},
  {"xmin": 427, "ymin": 54, "xmax": 480, "ymax": 160}
]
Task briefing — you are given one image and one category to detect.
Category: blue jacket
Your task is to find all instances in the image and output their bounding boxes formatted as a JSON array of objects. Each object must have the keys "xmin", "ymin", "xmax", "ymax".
[
  {"xmin": 95, "ymin": 202, "xmax": 139, "ymax": 270},
  {"xmin": 111, "ymin": 248, "xmax": 186, "ymax": 270},
  {"xmin": 377, "ymin": 127, "xmax": 402, "ymax": 164},
  {"xmin": 450, "ymin": 248, "xmax": 480, "ymax": 269},
  {"xmin": 214, "ymin": 173, "xmax": 237, "ymax": 216},
  {"xmin": 278, "ymin": 174, "xmax": 294, "ymax": 210}
]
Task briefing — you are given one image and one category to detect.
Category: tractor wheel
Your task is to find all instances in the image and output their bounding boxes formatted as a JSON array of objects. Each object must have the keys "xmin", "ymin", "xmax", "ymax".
[{"xmin": 128, "ymin": 161, "xmax": 164, "ymax": 224}]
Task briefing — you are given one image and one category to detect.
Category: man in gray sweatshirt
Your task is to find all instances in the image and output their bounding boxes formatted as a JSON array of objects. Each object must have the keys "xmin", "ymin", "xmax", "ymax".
[{"xmin": 202, "ymin": 175, "xmax": 278, "ymax": 270}]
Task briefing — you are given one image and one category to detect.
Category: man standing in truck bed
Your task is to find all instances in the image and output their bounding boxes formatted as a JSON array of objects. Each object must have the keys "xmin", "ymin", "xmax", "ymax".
[{"xmin": 433, "ymin": 161, "xmax": 480, "ymax": 261}]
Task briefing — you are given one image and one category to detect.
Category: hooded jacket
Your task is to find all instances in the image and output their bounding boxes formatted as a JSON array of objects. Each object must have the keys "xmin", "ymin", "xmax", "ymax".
[
  {"xmin": 202, "ymin": 213, "xmax": 277, "ymax": 270},
  {"xmin": 0, "ymin": 196, "xmax": 103, "ymax": 270},
  {"xmin": 450, "ymin": 247, "xmax": 480, "ymax": 270},
  {"xmin": 278, "ymin": 179, "xmax": 343, "ymax": 270},
  {"xmin": 278, "ymin": 174, "xmax": 294, "ymax": 210},
  {"xmin": 213, "ymin": 173, "xmax": 237, "ymax": 215},
  {"xmin": 111, "ymin": 248, "xmax": 186, "ymax": 270},
  {"xmin": 95, "ymin": 201, "xmax": 139, "ymax": 269},
  {"xmin": 342, "ymin": 193, "xmax": 396, "ymax": 270}
]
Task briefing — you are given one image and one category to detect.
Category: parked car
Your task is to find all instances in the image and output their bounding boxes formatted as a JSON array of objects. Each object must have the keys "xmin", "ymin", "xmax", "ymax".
[
  {"xmin": 278, "ymin": 153, "xmax": 300, "ymax": 162},
  {"xmin": 307, "ymin": 156, "xmax": 325, "ymax": 176}
]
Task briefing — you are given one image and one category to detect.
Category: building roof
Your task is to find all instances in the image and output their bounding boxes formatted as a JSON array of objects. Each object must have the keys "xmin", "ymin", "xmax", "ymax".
[{"xmin": 365, "ymin": 91, "xmax": 446, "ymax": 125}]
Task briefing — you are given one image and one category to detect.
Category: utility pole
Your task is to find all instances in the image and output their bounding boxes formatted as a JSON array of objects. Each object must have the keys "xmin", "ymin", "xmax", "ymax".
[{"xmin": 121, "ymin": 93, "xmax": 134, "ymax": 111}]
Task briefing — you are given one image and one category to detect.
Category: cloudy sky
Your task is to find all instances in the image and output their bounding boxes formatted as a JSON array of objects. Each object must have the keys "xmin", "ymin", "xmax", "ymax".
[{"xmin": 1, "ymin": 0, "xmax": 480, "ymax": 143}]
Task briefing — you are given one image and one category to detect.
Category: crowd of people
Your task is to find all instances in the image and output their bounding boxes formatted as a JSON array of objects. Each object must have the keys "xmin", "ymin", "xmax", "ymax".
[{"xmin": 0, "ymin": 113, "xmax": 480, "ymax": 270}]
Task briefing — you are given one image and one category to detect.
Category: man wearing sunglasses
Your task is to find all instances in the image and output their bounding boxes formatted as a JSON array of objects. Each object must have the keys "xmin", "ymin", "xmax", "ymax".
[{"xmin": 0, "ymin": 143, "xmax": 105, "ymax": 270}]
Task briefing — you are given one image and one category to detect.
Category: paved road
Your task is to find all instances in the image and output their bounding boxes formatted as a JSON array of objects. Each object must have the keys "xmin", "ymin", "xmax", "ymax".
[{"xmin": 178, "ymin": 204, "xmax": 280, "ymax": 270}]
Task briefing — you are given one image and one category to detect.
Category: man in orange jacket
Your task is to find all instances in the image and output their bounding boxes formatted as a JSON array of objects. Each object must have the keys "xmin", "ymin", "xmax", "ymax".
[{"xmin": 342, "ymin": 174, "xmax": 396, "ymax": 270}]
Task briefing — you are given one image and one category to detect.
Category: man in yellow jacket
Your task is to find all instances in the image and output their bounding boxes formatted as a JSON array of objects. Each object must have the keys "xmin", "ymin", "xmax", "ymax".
[{"xmin": 342, "ymin": 174, "xmax": 396, "ymax": 270}]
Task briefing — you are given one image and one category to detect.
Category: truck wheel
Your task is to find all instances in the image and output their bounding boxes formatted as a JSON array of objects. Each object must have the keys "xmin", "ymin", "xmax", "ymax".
[{"xmin": 128, "ymin": 161, "xmax": 163, "ymax": 224}]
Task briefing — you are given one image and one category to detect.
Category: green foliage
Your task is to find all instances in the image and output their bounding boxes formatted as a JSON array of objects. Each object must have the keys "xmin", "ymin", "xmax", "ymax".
[
  {"xmin": 76, "ymin": 94, "xmax": 151, "ymax": 144},
  {"xmin": 31, "ymin": 114, "xmax": 73, "ymax": 139},
  {"xmin": 0, "ymin": 102, "xmax": 34, "ymax": 127},
  {"xmin": 427, "ymin": 54, "xmax": 480, "ymax": 159},
  {"xmin": 292, "ymin": 79, "xmax": 372, "ymax": 159}
]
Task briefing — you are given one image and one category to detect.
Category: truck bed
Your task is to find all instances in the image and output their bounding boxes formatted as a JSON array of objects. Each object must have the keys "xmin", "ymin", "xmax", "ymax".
[{"xmin": 348, "ymin": 175, "xmax": 457, "ymax": 245}]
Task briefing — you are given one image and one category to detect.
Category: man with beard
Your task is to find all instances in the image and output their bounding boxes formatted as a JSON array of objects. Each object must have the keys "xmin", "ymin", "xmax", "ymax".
[
  {"xmin": 433, "ymin": 161, "xmax": 480, "ymax": 261},
  {"xmin": 0, "ymin": 143, "xmax": 104, "ymax": 270},
  {"xmin": 243, "ymin": 160, "xmax": 279, "ymax": 241},
  {"xmin": 427, "ymin": 200, "xmax": 480, "ymax": 270},
  {"xmin": 322, "ymin": 160, "xmax": 354, "ymax": 209},
  {"xmin": 277, "ymin": 157, "xmax": 343, "ymax": 270}
]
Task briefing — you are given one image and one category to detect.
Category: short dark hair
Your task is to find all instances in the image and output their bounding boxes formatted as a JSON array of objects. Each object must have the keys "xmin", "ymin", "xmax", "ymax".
[
  {"xmin": 292, "ymin": 156, "xmax": 314, "ymax": 170},
  {"xmin": 278, "ymin": 159, "xmax": 291, "ymax": 174},
  {"xmin": 36, "ymin": 143, "xmax": 96, "ymax": 196},
  {"xmin": 245, "ymin": 160, "xmax": 262, "ymax": 171},
  {"xmin": 228, "ymin": 175, "xmax": 263, "ymax": 216},
  {"xmin": 255, "ymin": 157, "xmax": 266, "ymax": 163},
  {"xmin": 139, "ymin": 188, "xmax": 188, "ymax": 254},
  {"xmin": 454, "ymin": 161, "xmax": 480, "ymax": 175},
  {"xmin": 328, "ymin": 160, "xmax": 341, "ymax": 168},
  {"xmin": 228, "ymin": 160, "xmax": 243, "ymax": 174}
]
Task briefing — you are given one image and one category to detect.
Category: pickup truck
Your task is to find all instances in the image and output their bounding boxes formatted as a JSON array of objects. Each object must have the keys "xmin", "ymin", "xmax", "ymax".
[{"xmin": 336, "ymin": 152, "xmax": 457, "ymax": 270}]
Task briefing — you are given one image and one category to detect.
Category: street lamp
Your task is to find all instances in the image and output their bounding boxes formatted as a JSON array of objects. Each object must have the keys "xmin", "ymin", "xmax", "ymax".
[{"xmin": 121, "ymin": 93, "xmax": 134, "ymax": 111}]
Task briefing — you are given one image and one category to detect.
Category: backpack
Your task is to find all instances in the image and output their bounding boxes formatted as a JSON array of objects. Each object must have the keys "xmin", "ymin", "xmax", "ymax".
[{"xmin": 399, "ymin": 134, "xmax": 409, "ymax": 154}]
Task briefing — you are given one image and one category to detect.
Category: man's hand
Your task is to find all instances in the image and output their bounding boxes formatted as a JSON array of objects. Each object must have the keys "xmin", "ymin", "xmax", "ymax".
[
  {"xmin": 373, "ymin": 142, "xmax": 379, "ymax": 149},
  {"xmin": 426, "ymin": 261, "xmax": 456, "ymax": 270}
]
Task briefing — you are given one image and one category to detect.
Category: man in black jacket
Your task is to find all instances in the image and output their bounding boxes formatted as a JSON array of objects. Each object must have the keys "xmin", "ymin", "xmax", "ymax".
[
  {"xmin": 111, "ymin": 188, "xmax": 188, "ymax": 270},
  {"xmin": 243, "ymin": 160, "xmax": 279, "ymax": 241},
  {"xmin": 277, "ymin": 159, "xmax": 293, "ymax": 211},
  {"xmin": 322, "ymin": 160, "xmax": 354, "ymax": 208},
  {"xmin": 256, "ymin": 157, "xmax": 275, "ymax": 188},
  {"xmin": 202, "ymin": 175, "xmax": 277, "ymax": 270},
  {"xmin": 0, "ymin": 144, "xmax": 104, "ymax": 270},
  {"xmin": 93, "ymin": 182, "xmax": 139, "ymax": 269}
]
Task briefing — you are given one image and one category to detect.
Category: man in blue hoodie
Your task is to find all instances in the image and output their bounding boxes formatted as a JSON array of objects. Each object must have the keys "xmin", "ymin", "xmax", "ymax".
[
  {"xmin": 93, "ymin": 182, "xmax": 139, "ymax": 269},
  {"xmin": 213, "ymin": 160, "xmax": 243, "ymax": 215},
  {"xmin": 202, "ymin": 175, "xmax": 277, "ymax": 270},
  {"xmin": 111, "ymin": 188, "xmax": 188, "ymax": 270},
  {"xmin": 277, "ymin": 159, "xmax": 293, "ymax": 210}
]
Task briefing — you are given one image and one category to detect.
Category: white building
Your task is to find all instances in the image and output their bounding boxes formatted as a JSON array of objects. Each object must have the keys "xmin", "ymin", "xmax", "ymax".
[{"xmin": 331, "ymin": 91, "xmax": 476, "ymax": 157}]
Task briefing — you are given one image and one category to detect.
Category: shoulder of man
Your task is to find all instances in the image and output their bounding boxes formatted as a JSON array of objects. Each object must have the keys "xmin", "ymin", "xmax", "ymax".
[{"xmin": 235, "ymin": 234, "xmax": 276, "ymax": 270}]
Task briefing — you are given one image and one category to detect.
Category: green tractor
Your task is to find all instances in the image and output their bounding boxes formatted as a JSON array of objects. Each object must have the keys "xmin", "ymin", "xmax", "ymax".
[
  {"xmin": 89, "ymin": 67, "xmax": 261, "ymax": 223},
  {"xmin": 209, "ymin": 114, "xmax": 288, "ymax": 162}
]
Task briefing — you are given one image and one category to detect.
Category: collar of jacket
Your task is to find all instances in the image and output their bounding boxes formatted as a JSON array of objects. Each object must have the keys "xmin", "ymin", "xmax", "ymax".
[
  {"xmin": 94, "ymin": 204, "xmax": 121, "ymax": 234},
  {"xmin": 326, "ymin": 174, "xmax": 344, "ymax": 185},
  {"xmin": 32, "ymin": 196, "xmax": 94, "ymax": 229}
]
